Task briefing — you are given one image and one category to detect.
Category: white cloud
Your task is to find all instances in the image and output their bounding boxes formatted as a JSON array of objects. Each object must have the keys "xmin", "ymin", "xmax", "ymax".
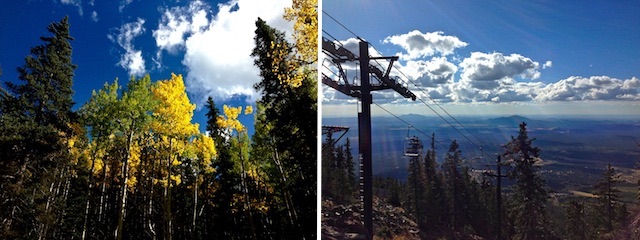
[
  {"xmin": 109, "ymin": 18, "xmax": 147, "ymax": 77},
  {"xmin": 536, "ymin": 76, "xmax": 640, "ymax": 101},
  {"xmin": 383, "ymin": 30, "xmax": 468, "ymax": 60},
  {"xmin": 59, "ymin": 0, "xmax": 83, "ymax": 16},
  {"xmin": 153, "ymin": 1, "xmax": 210, "ymax": 59},
  {"xmin": 119, "ymin": 0, "xmax": 133, "ymax": 12},
  {"xmin": 91, "ymin": 11, "xmax": 99, "ymax": 22},
  {"xmin": 324, "ymin": 33, "xmax": 640, "ymax": 106},
  {"xmin": 402, "ymin": 57, "xmax": 457, "ymax": 87},
  {"xmin": 459, "ymin": 52, "xmax": 541, "ymax": 90},
  {"xmin": 151, "ymin": 0, "xmax": 293, "ymax": 105}
]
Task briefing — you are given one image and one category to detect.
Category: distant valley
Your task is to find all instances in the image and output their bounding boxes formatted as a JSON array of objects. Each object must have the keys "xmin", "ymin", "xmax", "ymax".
[{"xmin": 323, "ymin": 114, "xmax": 640, "ymax": 199}]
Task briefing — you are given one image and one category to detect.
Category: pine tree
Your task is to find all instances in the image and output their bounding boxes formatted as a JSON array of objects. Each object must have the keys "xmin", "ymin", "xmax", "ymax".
[
  {"xmin": 0, "ymin": 16, "xmax": 78, "ymax": 239},
  {"xmin": 204, "ymin": 97, "xmax": 239, "ymax": 239},
  {"xmin": 406, "ymin": 153, "xmax": 428, "ymax": 235},
  {"xmin": 504, "ymin": 122, "xmax": 550, "ymax": 240},
  {"xmin": 252, "ymin": 17, "xmax": 317, "ymax": 239},
  {"xmin": 344, "ymin": 138, "xmax": 356, "ymax": 192},
  {"xmin": 592, "ymin": 164, "xmax": 623, "ymax": 233},
  {"xmin": 443, "ymin": 140, "xmax": 466, "ymax": 232},
  {"xmin": 423, "ymin": 133, "xmax": 447, "ymax": 234},
  {"xmin": 564, "ymin": 200, "xmax": 586, "ymax": 240}
]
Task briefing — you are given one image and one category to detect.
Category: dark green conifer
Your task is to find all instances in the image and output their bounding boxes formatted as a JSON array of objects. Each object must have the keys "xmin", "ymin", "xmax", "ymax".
[
  {"xmin": 0, "ymin": 16, "xmax": 77, "ymax": 239},
  {"xmin": 504, "ymin": 122, "xmax": 550, "ymax": 240}
]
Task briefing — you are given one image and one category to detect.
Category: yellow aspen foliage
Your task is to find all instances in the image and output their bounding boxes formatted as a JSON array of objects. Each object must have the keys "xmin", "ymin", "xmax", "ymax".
[
  {"xmin": 282, "ymin": 0, "xmax": 317, "ymax": 88},
  {"xmin": 269, "ymin": 41, "xmax": 303, "ymax": 88},
  {"xmin": 284, "ymin": 0, "xmax": 318, "ymax": 65},
  {"xmin": 87, "ymin": 140, "xmax": 106, "ymax": 176},
  {"xmin": 172, "ymin": 158, "xmax": 182, "ymax": 166},
  {"xmin": 193, "ymin": 133, "xmax": 216, "ymax": 174},
  {"xmin": 93, "ymin": 158, "xmax": 104, "ymax": 175},
  {"xmin": 244, "ymin": 105, "xmax": 253, "ymax": 115},
  {"xmin": 151, "ymin": 73, "xmax": 199, "ymax": 138},
  {"xmin": 170, "ymin": 174, "xmax": 182, "ymax": 185},
  {"xmin": 217, "ymin": 105, "xmax": 250, "ymax": 133},
  {"xmin": 126, "ymin": 142, "xmax": 142, "ymax": 190}
]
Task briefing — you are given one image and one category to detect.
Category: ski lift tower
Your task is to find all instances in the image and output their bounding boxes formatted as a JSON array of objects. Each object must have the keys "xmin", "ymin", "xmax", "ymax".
[{"xmin": 322, "ymin": 37, "xmax": 417, "ymax": 239}]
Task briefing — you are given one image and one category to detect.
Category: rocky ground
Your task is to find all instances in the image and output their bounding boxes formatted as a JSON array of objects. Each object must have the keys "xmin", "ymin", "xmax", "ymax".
[{"xmin": 321, "ymin": 196, "xmax": 419, "ymax": 239}]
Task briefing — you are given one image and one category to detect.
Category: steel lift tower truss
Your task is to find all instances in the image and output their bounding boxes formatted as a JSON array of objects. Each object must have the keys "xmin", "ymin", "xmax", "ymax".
[{"xmin": 322, "ymin": 37, "xmax": 416, "ymax": 239}]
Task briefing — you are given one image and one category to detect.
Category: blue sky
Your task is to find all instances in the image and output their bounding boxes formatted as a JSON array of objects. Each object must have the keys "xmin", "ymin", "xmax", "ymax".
[
  {"xmin": 0, "ymin": 0, "xmax": 294, "ymax": 135},
  {"xmin": 321, "ymin": 0, "xmax": 640, "ymax": 117}
]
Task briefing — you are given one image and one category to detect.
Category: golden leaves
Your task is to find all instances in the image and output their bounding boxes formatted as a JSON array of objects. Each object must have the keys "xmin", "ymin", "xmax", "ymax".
[
  {"xmin": 284, "ymin": 0, "xmax": 318, "ymax": 64},
  {"xmin": 269, "ymin": 41, "xmax": 303, "ymax": 88},
  {"xmin": 151, "ymin": 73, "xmax": 199, "ymax": 137},
  {"xmin": 217, "ymin": 104, "xmax": 253, "ymax": 134},
  {"xmin": 193, "ymin": 134, "xmax": 216, "ymax": 174},
  {"xmin": 282, "ymin": 0, "xmax": 317, "ymax": 88},
  {"xmin": 244, "ymin": 105, "xmax": 253, "ymax": 115}
]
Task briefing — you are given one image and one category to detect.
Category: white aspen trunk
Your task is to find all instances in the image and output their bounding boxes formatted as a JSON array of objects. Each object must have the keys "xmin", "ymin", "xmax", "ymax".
[
  {"xmin": 192, "ymin": 177, "xmax": 198, "ymax": 237},
  {"xmin": 165, "ymin": 138, "xmax": 173, "ymax": 240},
  {"xmin": 272, "ymin": 141, "xmax": 297, "ymax": 224},
  {"xmin": 239, "ymin": 139, "xmax": 257, "ymax": 240},
  {"xmin": 148, "ymin": 153, "xmax": 156, "ymax": 240},
  {"xmin": 82, "ymin": 144, "xmax": 99, "ymax": 240},
  {"xmin": 115, "ymin": 129, "xmax": 134, "ymax": 240}
]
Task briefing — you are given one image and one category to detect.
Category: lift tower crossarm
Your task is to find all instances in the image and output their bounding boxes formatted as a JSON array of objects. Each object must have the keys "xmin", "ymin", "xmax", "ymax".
[
  {"xmin": 368, "ymin": 64, "xmax": 416, "ymax": 101},
  {"xmin": 322, "ymin": 37, "xmax": 357, "ymax": 62},
  {"xmin": 322, "ymin": 75, "xmax": 361, "ymax": 98}
]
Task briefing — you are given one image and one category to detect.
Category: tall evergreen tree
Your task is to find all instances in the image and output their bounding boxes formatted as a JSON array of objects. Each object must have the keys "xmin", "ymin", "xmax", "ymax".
[
  {"xmin": 321, "ymin": 131, "xmax": 337, "ymax": 200},
  {"xmin": 0, "ymin": 16, "xmax": 77, "ymax": 239},
  {"xmin": 423, "ymin": 133, "xmax": 447, "ymax": 234},
  {"xmin": 592, "ymin": 164, "xmax": 624, "ymax": 233},
  {"xmin": 252, "ymin": 17, "xmax": 317, "ymax": 239},
  {"xmin": 443, "ymin": 140, "xmax": 467, "ymax": 232},
  {"xmin": 406, "ymin": 152, "xmax": 428, "ymax": 235},
  {"xmin": 344, "ymin": 139, "xmax": 356, "ymax": 188},
  {"xmin": 504, "ymin": 122, "xmax": 550, "ymax": 240},
  {"xmin": 204, "ymin": 96, "xmax": 239, "ymax": 239},
  {"xmin": 564, "ymin": 200, "xmax": 586, "ymax": 240}
]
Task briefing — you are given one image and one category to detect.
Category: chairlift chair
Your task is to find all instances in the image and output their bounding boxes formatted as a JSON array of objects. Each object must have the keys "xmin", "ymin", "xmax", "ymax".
[{"xmin": 404, "ymin": 136, "xmax": 423, "ymax": 157}]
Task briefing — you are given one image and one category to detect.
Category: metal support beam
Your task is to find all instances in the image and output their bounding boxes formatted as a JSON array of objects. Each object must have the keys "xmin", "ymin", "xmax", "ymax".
[
  {"xmin": 322, "ymin": 38, "xmax": 416, "ymax": 240},
  {"xmin": 358, "ymin": 41, "xmax": 374, "ymax": 239}
]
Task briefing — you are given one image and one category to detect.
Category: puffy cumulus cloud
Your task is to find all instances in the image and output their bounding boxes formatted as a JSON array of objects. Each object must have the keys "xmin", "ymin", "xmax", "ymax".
[
  {"xmin": 153, "ymin": 1, "xmax": 209, "ymax": 57},
  {"xmin": 460, "ymin": 52, "xmax": 542, "ymax": 82},
  {"xmin": 402, "ymin": 57, "xmax": 457, "ymax": 87},
  {"xmin": 338, "ymin": 38, "xmax": 361, "ymax": 57},
  {"xmin": 151, "ymin": 0, "xmax": 292, "ymax": 105},
  {"xmin": 536, "ymin": 76, "xmax": 640, "ymax": 101},
  {"xmin": 59, "ymin": 0, "xmax": 83, "ymax": 16},
  {"xmin": 409, "ymin": 84, "xmax": 454, "ymax": 103},
  {"xmin": 445, "ymin": 75, "xmax": 640, "ymax": 103},
  {"xmin": 383, "ymin": 30, "xmax": 468, "ymax": 60},
  {"xmin": 109, "ymin": 18, "xmax": 147, "ymax": 77}
]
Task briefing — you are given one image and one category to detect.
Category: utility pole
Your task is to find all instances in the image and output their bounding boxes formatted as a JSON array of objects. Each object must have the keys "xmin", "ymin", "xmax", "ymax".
[
  {"xmin": 322, "ymin": 38, "xmax": 416, "ymax": 239},
  {"xmin": 486, "ymin": 155, "xmax": 507, "ymax": 240}
]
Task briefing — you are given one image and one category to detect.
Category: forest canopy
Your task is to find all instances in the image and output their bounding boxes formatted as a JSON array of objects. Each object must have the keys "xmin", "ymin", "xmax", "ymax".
[{"xmin": 0, "ymin": 0, "xmax": 317, "ymax": 239}]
